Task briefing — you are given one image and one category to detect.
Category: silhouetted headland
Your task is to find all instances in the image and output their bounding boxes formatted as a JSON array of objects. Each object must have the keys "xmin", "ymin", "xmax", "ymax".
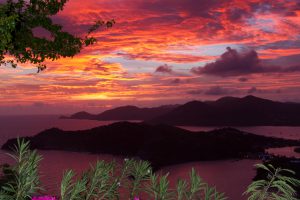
[
  {"xmin": 148, "ymin": 95, "xmax": 300, "ymax": 126},
  {"xmin": 61, "ymin": 105, "xmax": 178, "ymax": 121},
  {"xmin": 63, "ymin": 96, "xmax": 300, "ymax": 126},
  {"xmin": 2, "ymin": 122, "xmax": 300, "ymax": 169}
]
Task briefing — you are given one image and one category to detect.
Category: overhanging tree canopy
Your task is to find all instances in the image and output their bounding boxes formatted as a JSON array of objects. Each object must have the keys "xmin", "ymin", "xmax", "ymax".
[{"xmin": 0, "ymin": 0, "xmax": 115, "ymax": 72}]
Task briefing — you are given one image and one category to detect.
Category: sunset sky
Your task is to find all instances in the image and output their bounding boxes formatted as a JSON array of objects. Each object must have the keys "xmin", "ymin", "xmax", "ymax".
[{"xmin": 1, "ymin": 0, "xmax": 300, "ymax": 115}]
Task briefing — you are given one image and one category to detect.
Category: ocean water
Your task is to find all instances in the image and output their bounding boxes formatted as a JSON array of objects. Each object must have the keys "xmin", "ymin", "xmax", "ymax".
[{"xmin": 0, "ymin": 115, "xmax": 299, "ymax": 199}]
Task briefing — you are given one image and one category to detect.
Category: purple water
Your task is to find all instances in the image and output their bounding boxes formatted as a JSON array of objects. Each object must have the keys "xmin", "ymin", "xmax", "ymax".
[
  {"xmin": 266, "ymin": 146, "xmax": 300, "ymax": 159},
  {"xmin": 162, "ymin": 160, "xmax": 258, "ymax": 200},
  {"xmin": 0, "ymin": 115, "xmax": 299, "ymax": 199}
]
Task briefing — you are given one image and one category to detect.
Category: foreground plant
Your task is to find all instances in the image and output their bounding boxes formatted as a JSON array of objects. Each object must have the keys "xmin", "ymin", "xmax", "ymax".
[
  {"xmin": 0, "ymin": 139, "xmax": 42, "ymax": 200},
  {"xmin": 125, "ymin": 159, "xmax": 152, "ymax": 199},
  {"xmin": 1, "ymin": 140, "xmax": 299, "ymax": 200},
  {"xmin": 147, "ymin": 173, "xmax": 173, "ymax": 200},
  {"xmin": 176, "ymin": 168, "xmax": 227, "ymax": 200},
  {"xmin": 244, "ymin": 163, "xmax": 300, "ymax": 200},
  {"xmin": 60, "ymin": 159, "xmax": 131, "ymax": 200},
  {"xmin": 0, "ymin": 0, "xmax": 115, "ymax": 72}
]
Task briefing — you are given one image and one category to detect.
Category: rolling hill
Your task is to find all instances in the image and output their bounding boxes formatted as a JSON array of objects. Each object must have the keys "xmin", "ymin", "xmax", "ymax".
[
  {"xmin": 62, "ymin": 96, "xmax": 300, "ymax": 126},
  {"xmin": 2, "ymin": 122, "xmax": 299, "ymax": 168},
  {"xmin": 148, "ymin": 95, "xmax": 300, "ymax": 126}
]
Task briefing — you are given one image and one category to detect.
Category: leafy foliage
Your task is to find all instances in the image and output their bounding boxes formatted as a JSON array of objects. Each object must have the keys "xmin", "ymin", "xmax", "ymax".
[
  {"xmin": 147, "ymin": 173, "xmax": 173, "ymax": 200},
  {"xmin": 244, "ymin": 163, "xmax": 300, "ymax": 200},
  {"xmin": 60, "ymin": 170, "xmax": 87, "ymax": 200},
  {"xmin": 0, "ymin": 139, "xmax": 42, "ymax": 200},
  {"xmin": 58, "ymin": 159, "xmax": 226, "ymax": 200},
  {"xmin": 81, "ymin": 161, "xmax": 115, "ymax": 200},
  {"xmin": 176, "ymin": 168, "xmax": 227, "ymax": 200},
  {"xmin": 0, "ymin": 0, "xmax": 115, "ymax": 72},
  {"xmin": 125, "ymin": 159, "xmax": 152, "ymax": 198},
  {"xmin": 2, "ymin": 140, "xmax": 300, "ymax": 200},
  {"xmin": 59, "ymin": 159, "xmax": 150, "ymax": 200},
  {"xmin": 60, "ymin": 161, "xmax": 118, "ymax": 200}
]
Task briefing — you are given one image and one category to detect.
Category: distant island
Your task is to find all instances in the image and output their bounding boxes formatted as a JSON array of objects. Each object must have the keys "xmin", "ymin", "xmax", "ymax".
[
  {"xmin": 2, "ymin": 122, "xmax": 300, "ymax": 169},
  {"xmin": 148, "ymin": 95, "xmax": 300, "ymax": 126},
  {"xmin": 61, "ymin": 105, "xmax": 178, "ymax": 121},
  {"xmin": 62, "ymin": 95, "xmax": 300, "ymax": 126}
]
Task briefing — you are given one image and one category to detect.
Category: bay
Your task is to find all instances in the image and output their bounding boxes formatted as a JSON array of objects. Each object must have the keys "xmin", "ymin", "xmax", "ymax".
[{"xmin": 0, "ymin": 115, "xmax": 299, "ymax": 199}]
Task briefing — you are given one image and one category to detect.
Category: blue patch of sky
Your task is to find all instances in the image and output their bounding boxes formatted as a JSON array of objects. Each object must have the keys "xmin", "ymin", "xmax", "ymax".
[
  {"xmin": 246, "ymin": 17, "xmax": 276, "ymax": 33},
  {"xmin": 255, "ymin": 39, "xmax": 300, "ymax": 51},
  {"xmin": 103, "ymin": 56, "xmax": 204, "ymax": 73},
  {"xmin": 105, "ymin": 44, "xmax": 246, "ymax": 74},
  {"xmin": 2, "ymin": 64, "xmax": 37, "ymax": 75},
  {"xmin": 21, "ymin": 67, "xmax": 38, "ymax": 74},
  {"xmin": 167, "ymin": 43, "xmax": 243, "ymax": 56}
]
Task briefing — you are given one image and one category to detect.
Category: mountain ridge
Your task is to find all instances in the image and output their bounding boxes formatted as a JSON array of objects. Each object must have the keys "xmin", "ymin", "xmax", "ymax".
[
  {"xmin": 62, "ymin": 96, "xmax": 300, "ymax": 126},
  {"xmin": 148, "ymin": 95, "xmax": 300, "ymax": 126},
  {"xmin": 61, "ymin": 105, "xmax": 178, "ymax": 121}
]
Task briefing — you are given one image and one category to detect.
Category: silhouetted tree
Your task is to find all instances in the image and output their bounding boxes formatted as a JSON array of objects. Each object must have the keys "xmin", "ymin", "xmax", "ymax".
[{"xmin": 0, "ymin": 0, "xmax": 115, "ymax": 72}]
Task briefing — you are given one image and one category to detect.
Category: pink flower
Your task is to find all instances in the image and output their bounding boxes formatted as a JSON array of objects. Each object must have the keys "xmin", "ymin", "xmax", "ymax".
[
  {"xmin": 134, "ymin": 197, "xmax": 140, "ymax": 200},
  {"xmin": 31, "ymin": 196, "xmax": 57, "ymax": 200}
]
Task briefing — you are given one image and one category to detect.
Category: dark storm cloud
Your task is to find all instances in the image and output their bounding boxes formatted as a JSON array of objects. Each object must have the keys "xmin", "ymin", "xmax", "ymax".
[
  {"xmin": 155, "ymin": 64, "xmax": 173, "ymax": 74},
  {"xmin": 191, "ymin": 47, "xmax": 300, "ymax": 77},
  {"xmin": 191, "ymin": 47, "xmax": 264, "ymax": 77}
]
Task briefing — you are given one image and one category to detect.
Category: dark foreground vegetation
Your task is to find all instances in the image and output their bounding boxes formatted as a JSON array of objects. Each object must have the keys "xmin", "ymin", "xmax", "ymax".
[
  {"xmin": 1, "ymin": 140, "xmax": 300, "ymax": 200},
  {"xmin": 254, "ymin": 156, "xmax": 300, "ymax": 199}
]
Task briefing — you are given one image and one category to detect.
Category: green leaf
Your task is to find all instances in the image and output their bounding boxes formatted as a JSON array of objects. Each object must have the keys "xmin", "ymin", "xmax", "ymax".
[
  {"xmin": 244, "ymin": 163, "xmax": 300, "ymax": 200},
  {"xmin": 0, "ymin": 0, "xmax": 115, "ymax": 71}
]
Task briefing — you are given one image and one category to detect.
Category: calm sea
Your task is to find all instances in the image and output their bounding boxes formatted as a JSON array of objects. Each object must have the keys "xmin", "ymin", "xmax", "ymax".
[{"xmin": 0, "ymin": 115, "xmax": 299, "ymax": 200}]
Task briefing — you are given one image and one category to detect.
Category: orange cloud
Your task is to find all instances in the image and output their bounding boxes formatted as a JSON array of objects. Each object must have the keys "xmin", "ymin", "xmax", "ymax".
[{"xmin": 2, "ymin": 0, "xmax": 300, "ymax": 114}]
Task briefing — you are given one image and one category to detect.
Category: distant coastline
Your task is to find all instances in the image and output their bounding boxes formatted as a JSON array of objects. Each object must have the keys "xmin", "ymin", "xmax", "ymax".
[
  {"xmin": 3, "ymin": 121, "xmax": 300, "ymax": 169},
  {"xmin": 62, "ymin": 95, "xmax": 300, "ymax": 127}
]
